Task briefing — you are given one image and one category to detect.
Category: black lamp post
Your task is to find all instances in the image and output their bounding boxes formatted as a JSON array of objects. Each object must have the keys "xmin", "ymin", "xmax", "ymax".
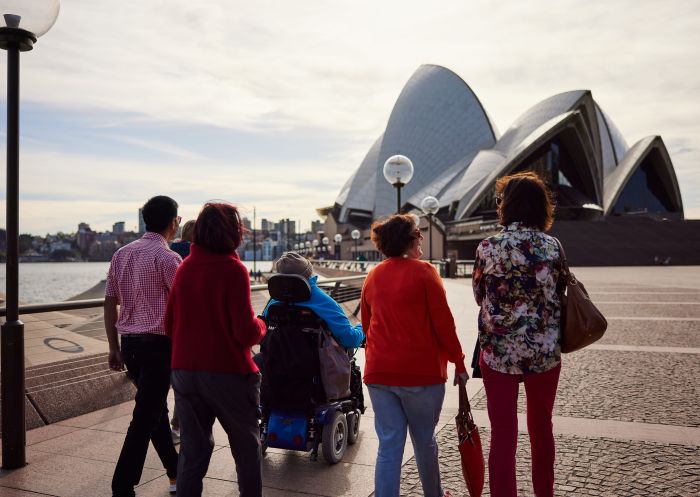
[
  {"xmin": 334, "ymin": 233, "xmax": 342, "ymax": 260},
  {"xmin": 351, "ymin": 229, "xmax": 360, "ymax": 260},
  {"xmin": 383, "ymin": 155, "xmax": 414, "ymax": 214},
  {"xmin": 421, "ymin": 196, "xmax": 439, "ymax": 264},
  {"xmin": 0, "ymin": 0, "xmax": 60, "ymax": 470}
]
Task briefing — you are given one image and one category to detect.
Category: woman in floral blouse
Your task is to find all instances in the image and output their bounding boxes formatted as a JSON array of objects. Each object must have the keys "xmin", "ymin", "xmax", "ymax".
[{"xmin": 472, "ymin": 171, "xmax": 565, "ymax": 497}]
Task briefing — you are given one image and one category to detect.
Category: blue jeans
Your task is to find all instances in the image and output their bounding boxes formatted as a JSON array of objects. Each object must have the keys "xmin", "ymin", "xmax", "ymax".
[{"xmin": 367, "ymin": 383, "xmax": 445, "ymax": 497}]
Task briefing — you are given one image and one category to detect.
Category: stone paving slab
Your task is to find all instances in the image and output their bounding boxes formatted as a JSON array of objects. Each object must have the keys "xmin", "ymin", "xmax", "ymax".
[
  {"xmin": 597, "ymin": 302, "xmax": 700, "ymax": 319},
  {"xmin": 590, "ymin": 292, "xmax": 700, "ymax": 302},
  {"xmin": 400, "ymin": 424, "xmax": 700, "ymax": 497},
  {"xmin": 471, "ymin": 350, "xmax": 700, "ymax": 427},
  {"xmin": 599, "ymin": 319, "xmax": 700, "ymax": 347}
]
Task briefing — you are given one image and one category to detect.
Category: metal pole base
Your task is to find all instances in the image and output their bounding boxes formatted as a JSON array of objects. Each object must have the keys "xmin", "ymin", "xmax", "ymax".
[{"xmin": 1, "ymin": 319, "xmax": 26, "ymax": 469}]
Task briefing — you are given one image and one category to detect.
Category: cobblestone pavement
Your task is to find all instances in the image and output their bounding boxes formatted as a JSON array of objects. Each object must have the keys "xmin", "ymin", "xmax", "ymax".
[
  {"xmin": 400, "ymin": 424, "xmax": 700, "ymax": 497},
  {"xmin": 599, "ymin": 319, "xmax": 700, "ymax": 347},
  {"xmin": 471, "ymin": 350, "xmax": 700, "ymax": 427}
]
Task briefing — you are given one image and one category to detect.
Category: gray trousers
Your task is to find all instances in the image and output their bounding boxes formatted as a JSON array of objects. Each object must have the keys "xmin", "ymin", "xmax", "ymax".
[{"xmin": 171, "ymin": 370, "xmax": 262, "ymax": 497}]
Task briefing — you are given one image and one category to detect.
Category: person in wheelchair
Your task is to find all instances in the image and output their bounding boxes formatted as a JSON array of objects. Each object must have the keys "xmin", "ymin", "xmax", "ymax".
[
  {"xmin": 256, "ymin": 252, "xmax": 365, "ymax": 464},
  {"xmin": 262, "ymin": 252, "xmax": 364, "ymax": 349}
]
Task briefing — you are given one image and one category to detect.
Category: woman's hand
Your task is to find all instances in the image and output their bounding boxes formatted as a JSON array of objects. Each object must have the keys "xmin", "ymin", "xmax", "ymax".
[{"xmin": 453, "ymin": 372, "xmax": 469, "ymax": 386}]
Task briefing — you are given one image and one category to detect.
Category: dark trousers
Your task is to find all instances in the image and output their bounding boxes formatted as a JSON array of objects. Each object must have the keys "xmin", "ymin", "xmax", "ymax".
[
  {"xmin": 112, "ymin": 335, "xmax": 179, "ymax": 497},
  {"xmin": 172, "ymin": 369, "xmax": 262, "ymax": 497}
]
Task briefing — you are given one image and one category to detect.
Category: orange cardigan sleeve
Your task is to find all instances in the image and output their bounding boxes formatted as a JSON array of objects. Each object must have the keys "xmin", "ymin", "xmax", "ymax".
[{"xmin": 423, "ymin": 264, "xmax": 467, "ymax": 373}]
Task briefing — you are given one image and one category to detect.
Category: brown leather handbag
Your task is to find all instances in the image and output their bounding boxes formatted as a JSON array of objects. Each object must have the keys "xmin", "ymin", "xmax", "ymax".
[{"xmin": 554, "ymin": 238, "xmax": 608, "ymax": 353}]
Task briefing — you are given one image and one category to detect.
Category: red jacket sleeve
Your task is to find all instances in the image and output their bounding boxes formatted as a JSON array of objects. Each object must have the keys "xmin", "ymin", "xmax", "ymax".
[
  {"xmin": 227, "ymin": 262, "xmax": 266, "ymax": 347},
  {"xmin": 423, "ymin": 264, "xmax": 466, "ymax": 373}
]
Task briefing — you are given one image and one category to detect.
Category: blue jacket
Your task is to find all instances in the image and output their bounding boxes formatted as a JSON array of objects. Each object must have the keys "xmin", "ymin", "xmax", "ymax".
[{"xmin": 263, "ymin": 275, "xmax": 364, "ymax": 349}]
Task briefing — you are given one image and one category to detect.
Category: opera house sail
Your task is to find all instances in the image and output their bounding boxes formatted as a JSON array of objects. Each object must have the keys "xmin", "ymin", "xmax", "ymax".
[{"xmin": 324, "ymin": 64, "xmax": 692, "ymax": 265}]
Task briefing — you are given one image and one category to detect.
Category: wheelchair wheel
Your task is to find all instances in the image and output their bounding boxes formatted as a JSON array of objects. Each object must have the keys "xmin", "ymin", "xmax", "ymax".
[
  {"xmin": 321, "ymin": 411, "xmax": 347, "ymax": 464},
  {"xmin": 347, "ymin": 410, "xmax": 360, "ymax": 445}
]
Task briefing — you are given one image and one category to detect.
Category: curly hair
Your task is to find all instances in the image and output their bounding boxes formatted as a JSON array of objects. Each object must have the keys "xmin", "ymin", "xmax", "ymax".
[{"xmin": 370, "ymin": 215, "xmax": 420, "ymax": 258}]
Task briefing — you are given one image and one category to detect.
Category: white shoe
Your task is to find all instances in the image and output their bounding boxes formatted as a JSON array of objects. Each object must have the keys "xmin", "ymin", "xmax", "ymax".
[
  {"xmin": 171, "ymin": 428, "xmax": 180, "ymax": 443},
  {"xmin": 169, "ymin": 477, "xmax": 177, "ymax": 494}
]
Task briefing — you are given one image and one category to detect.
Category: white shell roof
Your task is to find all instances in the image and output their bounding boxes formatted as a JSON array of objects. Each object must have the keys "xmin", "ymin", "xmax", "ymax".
[
  {"xmin": 333, "ymin": 67, "xmax": 682, "ymax": 223},
  {"xmin": 335, "ymin": 64, "xmax": 496, "ymax": 222}
]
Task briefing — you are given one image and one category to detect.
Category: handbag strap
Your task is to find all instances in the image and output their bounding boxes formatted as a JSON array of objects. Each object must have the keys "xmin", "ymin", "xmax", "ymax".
[
  {"xmin": 457, "ymin": 382, "xmax": 474, "ymax": 421},
  {"xmin": 552, "ymin": 237, "xmax": 572, "ymax": 280}
]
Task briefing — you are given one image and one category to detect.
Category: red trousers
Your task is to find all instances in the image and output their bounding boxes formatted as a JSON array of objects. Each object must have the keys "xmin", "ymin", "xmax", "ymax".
[{"xmin": 479, "ymin": 355, "xmax": 561, "ymax": 497}]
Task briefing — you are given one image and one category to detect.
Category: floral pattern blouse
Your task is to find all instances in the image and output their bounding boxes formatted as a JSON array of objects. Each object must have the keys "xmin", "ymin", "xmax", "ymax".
[{"xmin": 472, "ymin": 222, "xmax": 565, "ymax": 374}]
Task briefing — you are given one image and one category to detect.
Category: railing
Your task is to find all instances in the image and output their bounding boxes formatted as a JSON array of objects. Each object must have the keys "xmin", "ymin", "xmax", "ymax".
[
  {"xmin": 0, "ymin": 275, "xmax": 368, "ymax": 318},
  {"xmin": 312, "ymin": 259, "xmax": 474, "ymax": 278}
]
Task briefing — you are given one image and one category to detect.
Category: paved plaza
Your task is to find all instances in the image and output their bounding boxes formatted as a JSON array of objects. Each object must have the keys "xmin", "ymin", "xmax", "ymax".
[{"xmin": 1, "ymin": 266, "xmax": 699, "ymax": 496}]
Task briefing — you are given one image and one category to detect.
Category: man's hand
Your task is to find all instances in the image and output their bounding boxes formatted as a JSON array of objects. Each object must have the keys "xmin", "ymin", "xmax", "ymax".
[
  {"xmin": 453, "ymin": 372, "xmax": 469, "ymax": 386},
  {"xmin": 109, "ymin": 349, "xmax": 124, "ymax": 371}
]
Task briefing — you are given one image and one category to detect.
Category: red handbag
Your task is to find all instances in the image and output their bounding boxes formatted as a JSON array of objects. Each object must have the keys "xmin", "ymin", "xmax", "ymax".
[{"xmin": 456, "ymin": 381, "xmax": 484, "ymax": 497}]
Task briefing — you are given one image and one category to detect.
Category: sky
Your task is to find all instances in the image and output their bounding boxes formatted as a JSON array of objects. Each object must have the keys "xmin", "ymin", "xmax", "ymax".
[{"xmin": 0, "ymin": 0, "xmax": 698, "ymax": 234}]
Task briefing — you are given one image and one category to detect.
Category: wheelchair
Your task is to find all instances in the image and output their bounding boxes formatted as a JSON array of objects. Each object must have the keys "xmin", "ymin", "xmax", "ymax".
[{"xmin": 258, "ymin": 274, "xmax": 365, "ymax": 464}]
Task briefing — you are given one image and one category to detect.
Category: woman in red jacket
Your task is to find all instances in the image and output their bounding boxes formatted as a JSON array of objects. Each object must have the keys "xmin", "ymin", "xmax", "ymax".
[
  {"xmin": 361, "ymin": 214, "xmax": 468, "ymax": 497},
  {"xmin": 165, "ymin": 202, "xmax": 266, "ymax": 497}
]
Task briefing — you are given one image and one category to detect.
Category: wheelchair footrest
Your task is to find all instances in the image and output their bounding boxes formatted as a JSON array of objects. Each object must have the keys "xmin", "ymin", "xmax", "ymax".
[{"xmin": 266, "ymin": 412, "xmax": 309, "ymax": 451}]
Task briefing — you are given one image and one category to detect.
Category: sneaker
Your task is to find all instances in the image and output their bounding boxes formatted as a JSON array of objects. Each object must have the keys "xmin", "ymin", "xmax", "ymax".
[{"xmin": 169, "ymin": 477, "xmax": 177, "ymax": 494}]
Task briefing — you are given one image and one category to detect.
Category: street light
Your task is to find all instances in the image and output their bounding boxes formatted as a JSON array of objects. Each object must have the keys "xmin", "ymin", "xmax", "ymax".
[
  {"xmin": 0, "ymin": 0, "xmax": 60, "ymax": 470},
  {"xmin": 351, "ymin": 229, "xmax": 360, "ymax": 260},
  {"xmin": 421, "ymin": 196, "xmax": 439, "ymax": 264},
  {"xmin": 312, "ymin": 238, "xmax": 319, "ymax": 256},
  {"xmin": 305, "ymin": 240, "xmax": 311, "ymax": 255},
  {"xmin": 294, "ymin": 243, "xmax": 299, "ymax": 251},
  {"xmin": 383, "ymin": 154, "xmax": 414, "ymax": 214},
  {"xmin": 322, "ymin": 236, "xmax": 329, "ymax": 257},
  {"xmin": 334, "ymin": 233, "xmax": 342, "ymax": 260}
]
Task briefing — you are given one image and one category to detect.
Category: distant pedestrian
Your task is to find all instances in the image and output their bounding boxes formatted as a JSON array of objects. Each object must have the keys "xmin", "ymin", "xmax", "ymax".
[
  {"xmin": 166, "ymin": 202, "xmax": 266, "ymax": 497},
  {"xmin": 105, "ymin": 195, "xmax": 182, "ymax": 497},
  {"xmin": 472, "ymin": 171, "xmax": 565, "ymax": 497},
  {"xmin": 360, "ymin": 214, "xmax": 468, "ymax": 497},
  {"xmin": 170, "ymin": 220, "xmax": 195, "ymax": 259}
]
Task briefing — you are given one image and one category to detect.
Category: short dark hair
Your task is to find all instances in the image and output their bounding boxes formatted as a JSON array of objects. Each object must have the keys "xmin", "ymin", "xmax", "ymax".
[
  {"xmin": 193, "ymin": 202, "xmax": 243, "ymax": 254},
  {"xmin": 142, "ymin": 196, "xmax": 178, "ymax": 233},
  {"xmin": 496, "ymin": 171, "xmax": 555, "ymax": 231},
  {"xmin": 371, "ymin": 215, "xmax": 419, "ymax": 258}
]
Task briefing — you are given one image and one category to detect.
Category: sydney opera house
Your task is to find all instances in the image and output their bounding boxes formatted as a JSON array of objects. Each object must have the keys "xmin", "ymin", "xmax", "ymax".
[{"xmin": 321, "ymin": 64, "xmax": 697, "ymax": 265}]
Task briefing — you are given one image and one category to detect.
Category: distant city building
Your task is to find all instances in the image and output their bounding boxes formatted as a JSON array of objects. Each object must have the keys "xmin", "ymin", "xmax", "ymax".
[
  {"xmin": 77, "ymin": 222, "xmax": 95, "ymax": 252},
  {"xmin": 311, "ymin": 220, "xmax": 323, "ymax": 234},
  {"xmin": 261, "ymin": 218, "xmax": 272, "ymax": 232},
  {"xmin": 138, "ymin": 208, "xmax": 145, "ymax": 234},
  {"xmin": 241, "ymin": 217, "xmax": 252, "ymax": 231},
  {"xmin": 112, "ymin": 221, "xmax": 125, "ymax": 234}
]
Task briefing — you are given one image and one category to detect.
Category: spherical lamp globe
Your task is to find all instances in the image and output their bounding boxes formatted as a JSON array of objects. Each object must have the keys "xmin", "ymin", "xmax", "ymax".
[{"xmin": 383, "ymin": 155, "xmax": 414, "ymax": 186}]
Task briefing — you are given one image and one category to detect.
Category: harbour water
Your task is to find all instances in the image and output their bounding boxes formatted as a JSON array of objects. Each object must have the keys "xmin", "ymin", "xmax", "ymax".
[{"xmin": 0, "ymin": 260, "xmax": 273, "ymax": 304}]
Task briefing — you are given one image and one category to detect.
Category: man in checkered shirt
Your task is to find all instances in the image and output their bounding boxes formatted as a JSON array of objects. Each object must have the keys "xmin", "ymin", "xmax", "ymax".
[{"xmin": 105, "ymin": 195, "xmax": 182, "ymax": 497}]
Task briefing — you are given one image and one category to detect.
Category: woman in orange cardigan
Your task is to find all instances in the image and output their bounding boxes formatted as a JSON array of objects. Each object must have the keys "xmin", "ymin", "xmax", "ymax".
[{"xmin": 361, "ymin": 214, "xmax": 468, "ymax": 497}]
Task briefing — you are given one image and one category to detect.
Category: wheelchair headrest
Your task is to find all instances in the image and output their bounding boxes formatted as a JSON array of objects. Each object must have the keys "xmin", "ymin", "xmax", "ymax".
[{"xmin": 268, "ymin": 274, "xmax": 311, "ymax": 303}]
